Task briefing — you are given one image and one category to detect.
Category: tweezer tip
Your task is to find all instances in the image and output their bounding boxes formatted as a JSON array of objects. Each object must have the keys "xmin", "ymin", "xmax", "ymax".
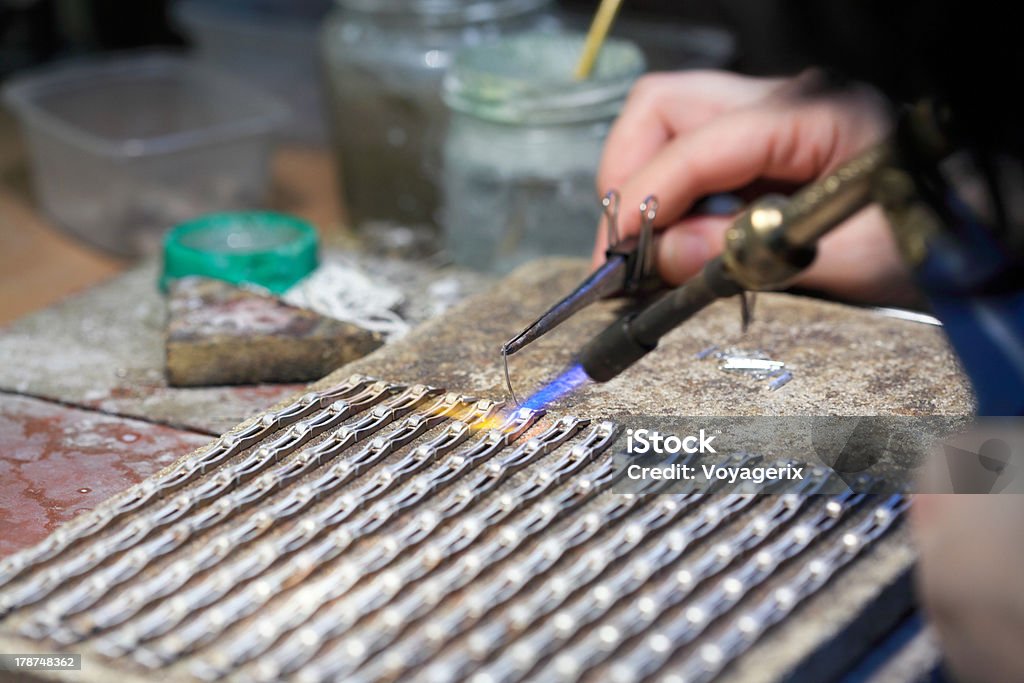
[
  {"xmin": 501, "ymin": 335, "xmax": 526, "ymax": 357},
  {"xmin": 500, "ymin": 343, "xmax": 522, "ymax": 408}
]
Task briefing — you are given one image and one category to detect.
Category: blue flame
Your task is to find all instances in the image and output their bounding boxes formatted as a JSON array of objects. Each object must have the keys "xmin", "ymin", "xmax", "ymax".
[{"xmin": 520, "ymin": 363, "xmax": 591, "ymax": 411}]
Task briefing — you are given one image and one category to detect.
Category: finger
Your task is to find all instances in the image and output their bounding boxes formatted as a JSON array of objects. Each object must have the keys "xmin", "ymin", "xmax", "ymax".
[
  {"xmin": 610, "ymin": 99, "xmax": 855, "ymax": 243},
  {"xmin": 795, "ymin": 205, "xmax": 914, "ymax": 304},
  {"xmin": 593, "ymin": 214, "xmax": 729, "ymax": 280},
  {"xmin": 594, "ymin": 80, "xmax": 889, "ymax": 270},
  {"xmin": 594, "ymin": 213, "xmax": 731, "ymax": 280},
  {"xmin": 654, "ymin": 214, "xmax": 732, "ymax": 285},
  {"xmin": 597, "ymin": 71, "xmax": 784, "ymax": 194},
  {"xmin": 592, "ymin": 112, "xmax": 755, "ymax": 264}
]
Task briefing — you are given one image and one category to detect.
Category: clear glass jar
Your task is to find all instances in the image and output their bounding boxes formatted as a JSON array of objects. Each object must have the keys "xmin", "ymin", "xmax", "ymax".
[
  {"xmin": 320, "ymin": 0, "xmax": 557, "ymax": 252},
  {"xmin": 441, "ymin": 32, "xmax": 645, "ymax": 273}
]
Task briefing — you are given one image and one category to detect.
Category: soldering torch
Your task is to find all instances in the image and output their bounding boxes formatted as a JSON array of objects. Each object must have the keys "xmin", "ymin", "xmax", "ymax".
[{"xmin": 578, "ymin": 143, "xmax": 889, "ymax": 382}]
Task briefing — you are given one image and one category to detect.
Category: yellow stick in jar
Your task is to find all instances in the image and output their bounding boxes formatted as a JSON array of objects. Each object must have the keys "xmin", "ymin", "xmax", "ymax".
[{"xmin": 574, "ymin": 0, "xmax": 626, "ymax": 80}]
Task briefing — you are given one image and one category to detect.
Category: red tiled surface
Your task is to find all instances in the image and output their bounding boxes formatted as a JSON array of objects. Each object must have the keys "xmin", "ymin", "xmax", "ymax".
[{"xmin": 0, "ymin": 394, "xmax": 211, "ymax": 557}]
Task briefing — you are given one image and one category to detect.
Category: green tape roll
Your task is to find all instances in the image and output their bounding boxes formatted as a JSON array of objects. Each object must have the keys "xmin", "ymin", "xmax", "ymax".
[{"xmin": 161, "ymin": 212, "xmax": 319, "ymax": 294}]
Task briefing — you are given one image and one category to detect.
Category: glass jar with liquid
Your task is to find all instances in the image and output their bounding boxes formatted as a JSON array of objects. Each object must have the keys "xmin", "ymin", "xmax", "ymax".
[
  {"xmin": 440, "ymin": 32, "xmax": 645, "ymax": 273},
  {"xmin": 321, "ymin": 0, "xmax": 557, "ymax": 253}
]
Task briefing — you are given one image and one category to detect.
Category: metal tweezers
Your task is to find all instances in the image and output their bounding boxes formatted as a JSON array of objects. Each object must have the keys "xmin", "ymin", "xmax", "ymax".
[{"xmin": 501, "ymin": 192, "xmax": 662, "ymax": 402}]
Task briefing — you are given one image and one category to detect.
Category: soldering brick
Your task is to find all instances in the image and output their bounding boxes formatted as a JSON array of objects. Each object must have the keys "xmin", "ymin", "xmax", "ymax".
[{"xmin": 165, "ymin": 277, "xmax": 383, "ymax": 387}]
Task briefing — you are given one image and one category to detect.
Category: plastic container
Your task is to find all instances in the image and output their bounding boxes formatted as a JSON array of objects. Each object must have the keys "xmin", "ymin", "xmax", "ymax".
[
  {"xmin": 440, "ymin": 32, "xmax": 645, "ymax": 273},
  {"xmin": 320, "ymin": 0, "xmax": 558, "ymax": 253},
  {"xmin": 172, "ymin": 0, "xmax": 330, "ymax": 144},
  {"xmin": 3, "ymin": 52, "xmax": 287, "ymax": 257}
]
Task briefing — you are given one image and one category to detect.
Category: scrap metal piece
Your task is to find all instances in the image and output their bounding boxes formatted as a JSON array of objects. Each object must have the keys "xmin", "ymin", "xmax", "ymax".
[
  {"xmin": 696, "ymin": 346, "xmax": 796, "ymax": 390},
  {"xmin": 695, "ymin": 344, "xmax": 720, "ymax": 360},
  {"xmin": 769, "ymin": 371, "xmax": 794, "ymax": 391},
  {"xmin": 720, "ymin": 358, "xmax": 786, "ymax": 372},
  {"xmin": 871, "ymin": 307, "xmax": 942, "ymax": 326}
]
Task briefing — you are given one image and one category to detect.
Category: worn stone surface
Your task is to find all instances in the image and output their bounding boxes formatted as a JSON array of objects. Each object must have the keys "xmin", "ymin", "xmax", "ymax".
[
  {"xmin": 309, "ymin": 258, "xmax": 973, "ymax": 419},
  {"xmin": 0, "ymin": 394, "xmax": 210, "ymax": 557},
  {"xmin": 165, "ymin": 277, "xmax": 382, "ymax": 387}
]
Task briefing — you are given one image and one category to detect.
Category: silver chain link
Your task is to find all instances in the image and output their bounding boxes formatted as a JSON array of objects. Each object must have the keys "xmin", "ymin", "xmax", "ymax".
[
  {"xmin": 9, "ymin": 382, "xmax": 435, "ymax": 632},
  {"xmin": 0, "ymin": 374, "xmax": 383, "ymax": 592},
  {"xmin": 54, "ymin": 396, "xmax": 501, "ymax": 645},
  {"xmin": 473, "ymin": 468, "xmax": 836, "ymax": 683},
  {"xmin": 9, "ymin": 385, "xmax": 440, "ymax": 643},
  {"xmin": 595, "ymin": 487, "xmax": 870, "ymax": 683},
  {"xmin": 178, "ymin": 419, "xmax": 608, "ymax": 680},
  {"xmin": 661, "ymin": 494, "xmax": 909, "ymax": 683},
  {"xmin": 351, "ymin": 491, "xmax": 686, "ymax": 683},
  {"xmin": 127, "ymin": 414, "xmax": 586, "ymax": 672},
  {"xmin": 0, "ymin": 374, "xmax": 908, "ymax": 683},
  {"xmin": 263, "ymin": 426, "xmax": 621, "ymax": 682},
  {"xmin": 86, "ymin": 404, "xmax": 541, "ymax": 659},
  {"xmin": 403, "ymin": 454, "xmax": 759, "ymax": 683}
]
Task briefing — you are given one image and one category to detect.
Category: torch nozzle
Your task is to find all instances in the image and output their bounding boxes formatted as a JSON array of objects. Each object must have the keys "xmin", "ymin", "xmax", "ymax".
[{"xmin": 579, "ymin": 257, "xmax": 742, "ymax": 382}]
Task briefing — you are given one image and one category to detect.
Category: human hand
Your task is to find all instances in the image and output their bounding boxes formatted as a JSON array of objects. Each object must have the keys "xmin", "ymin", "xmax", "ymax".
[
  {"xmin": 594, "ymin": 69, "xmax": 915, "ymax": 305},
  {"xmin": 912, "ymin": 494, "xmax": 1024, "ymax": 682}
]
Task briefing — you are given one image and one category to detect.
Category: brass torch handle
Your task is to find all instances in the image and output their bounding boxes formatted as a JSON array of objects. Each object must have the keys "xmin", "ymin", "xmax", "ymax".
[
  {"xmin": 723, "ymin": 142, "xmax": 891, "ymax": 290},
  {"xmin": 782, "ymin": 143, "xmax": 891, "ymax": 248}
]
